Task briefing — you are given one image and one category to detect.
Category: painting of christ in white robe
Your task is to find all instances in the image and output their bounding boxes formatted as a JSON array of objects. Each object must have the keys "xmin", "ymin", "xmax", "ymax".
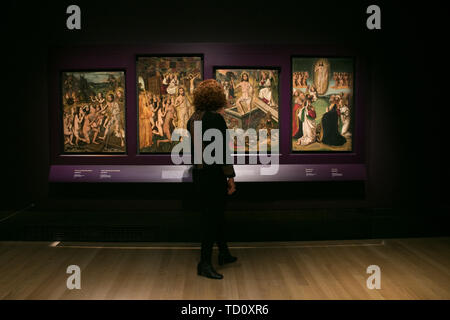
[{"xmin": 215, "ymin": 67, "xmax": 280, "ymax": 153}]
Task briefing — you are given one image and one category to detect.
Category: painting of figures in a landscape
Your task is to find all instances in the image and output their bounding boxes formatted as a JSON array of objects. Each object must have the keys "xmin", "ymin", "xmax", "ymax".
[
  {"xmin": 62, "ymin": 71, "xmax": 126, "ymax": 153},
  {"xmin": 136, "ymin": 56, "xmax": 203, "ymax": 153},
  {"xmin": 215, "ymin": 68, "xmax": 279, "ymax": 153},
  {"xmin": 292, "ymin": 57, "xmax": 354, "ymax": 152}
]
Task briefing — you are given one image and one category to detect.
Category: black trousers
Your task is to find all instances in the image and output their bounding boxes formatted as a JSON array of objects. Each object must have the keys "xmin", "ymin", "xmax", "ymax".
[{"xmin": 192, "ymin": 167, "xmax": 229, "ymax": 264}]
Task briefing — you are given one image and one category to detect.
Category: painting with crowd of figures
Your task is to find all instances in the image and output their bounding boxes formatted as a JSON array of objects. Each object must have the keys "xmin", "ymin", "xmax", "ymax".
[
  {"xmin": 215, "ymin": 68, "xmax": 279, "ymax": 153},
  {"xmin": 136, "ymin": 56, "xmax": 203, "ymax": 153},
  {"xmin": 62, "ymin": 71, "xmax": 126, "ymax": 153},
  {"xmin": 292, "ymin": 57, "xmax": 354, "ymax": 152}
]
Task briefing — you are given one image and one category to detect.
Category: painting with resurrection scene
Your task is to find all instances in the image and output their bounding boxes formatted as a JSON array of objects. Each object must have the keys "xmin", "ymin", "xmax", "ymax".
[{"xmin": 215, "ymin": 67, "xmax": 279, "ymax": 153}]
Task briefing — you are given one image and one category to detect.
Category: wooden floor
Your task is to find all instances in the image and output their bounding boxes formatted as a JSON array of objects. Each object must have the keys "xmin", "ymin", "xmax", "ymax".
[{"xmin": 0, "ymin": 237, "xmax": 449, "ymax": 299}]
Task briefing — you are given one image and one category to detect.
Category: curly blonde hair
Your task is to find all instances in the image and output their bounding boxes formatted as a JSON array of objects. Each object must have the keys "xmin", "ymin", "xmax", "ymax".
[{"xmin": 193, "ymin": 79, "xmax": 226, "ymax": 111}]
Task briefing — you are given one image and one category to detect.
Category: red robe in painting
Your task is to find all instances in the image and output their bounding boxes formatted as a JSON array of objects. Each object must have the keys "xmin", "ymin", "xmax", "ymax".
[{"xmin": 292, "ymin": 103, "xmax": 302, "ymax": 137}]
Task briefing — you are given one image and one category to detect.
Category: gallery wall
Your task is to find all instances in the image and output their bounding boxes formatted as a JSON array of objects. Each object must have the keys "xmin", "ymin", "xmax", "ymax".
[{"xmin": 2, "ymin": 1, "xmax": 440, "ymax": 220}]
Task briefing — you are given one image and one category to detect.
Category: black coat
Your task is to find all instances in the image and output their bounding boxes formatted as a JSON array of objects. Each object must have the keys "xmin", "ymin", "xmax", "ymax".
[{"xmin": 187, "ymin": 110, "xmax": 236, "ymax": 180}]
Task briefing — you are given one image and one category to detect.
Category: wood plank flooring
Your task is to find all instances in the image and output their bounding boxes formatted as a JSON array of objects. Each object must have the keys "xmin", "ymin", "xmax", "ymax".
[{"xmin": 0, "ymin": 238, "xmax": 449, "ymax": 299}]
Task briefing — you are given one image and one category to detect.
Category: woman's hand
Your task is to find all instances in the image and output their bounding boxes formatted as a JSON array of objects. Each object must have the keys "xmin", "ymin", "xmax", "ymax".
[{"xmin": 227, "ymin": 178, "xmax": 236, "ymax": 195}]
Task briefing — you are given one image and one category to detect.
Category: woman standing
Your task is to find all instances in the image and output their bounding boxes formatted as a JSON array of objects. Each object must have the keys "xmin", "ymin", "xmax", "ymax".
[{"xmin": 187, "ymin": 79, "xmax": 237, "ymax": 280}]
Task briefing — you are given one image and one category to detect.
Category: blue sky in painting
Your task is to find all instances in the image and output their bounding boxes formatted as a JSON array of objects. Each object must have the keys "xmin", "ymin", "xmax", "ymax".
[{"xmin": 69, "ymin": 72, "xmax": 122, "ymax": 84}]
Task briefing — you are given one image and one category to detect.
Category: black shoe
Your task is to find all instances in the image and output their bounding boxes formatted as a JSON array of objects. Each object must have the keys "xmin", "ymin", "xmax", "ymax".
[
  {"xmin": 197, "ymin": 262, "xmax": 223, "ymax": 279},
  {"xmin": 218, "ymin": 252, "xmax": 238, "ymax": 266}
]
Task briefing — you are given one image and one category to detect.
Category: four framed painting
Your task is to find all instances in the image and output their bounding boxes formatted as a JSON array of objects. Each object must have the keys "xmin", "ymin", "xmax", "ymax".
[{"xmin": 59, "ymin": 56, "xmax": 356, "ymax": 155}]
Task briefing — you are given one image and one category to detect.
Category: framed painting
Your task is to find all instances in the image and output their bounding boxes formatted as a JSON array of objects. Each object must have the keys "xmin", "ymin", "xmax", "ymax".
[
  {"xmin": 291, "ymin": 57, "xmax": 355, "ymax": 152},
  {"xmin": 136, "ymin": 55, "xmax": 203, "ymax": 153},
  {"xmin": 214, "ymin": 67, "xmax": 280, "ymax": 153},
  {"xmin": 61, "ymin": 70, "xmax": 126, "ymax": 153}
]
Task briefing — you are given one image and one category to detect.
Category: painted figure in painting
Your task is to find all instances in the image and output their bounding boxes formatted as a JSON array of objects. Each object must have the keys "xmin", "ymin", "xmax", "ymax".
[
  {"xmin": 340, "ymin": 98, "xmax": 351, "ymax": 137},
  {"xmin": 292, "ymin": 90, "xmax": 305, "ymax": 139},
  {"xmin": 99, "ymin": 93, "xmax": 125, "ymax": 147},
  {"xmin": 307, "ymin": 85, "xmax": 318, "ymax": 102},
  {"xmin": 320, "ymin": 94, "xmax": 346, "ymax": 146},
  {"xmin": 138, "ymin": 90, "xmax": 154, "ymax": 150},
  {"xmin": 331, "ymin": 72, "xmax": 352, "ymax": 89},
  {"xmin": 156, "ymin": 96, "xmax": 178, "ymax": 148},
  {"xmin": 215, "ymin": 68, "xmax": 279, "ymax": 153},
  {"xmin": 258, "ymin": 71, "xmax": 273, "ymax": 105},
  {"xmin": 62, "ymin": 71, "xmax": 126, "ymax": 153},
  {"xmin": 174, "ymin": 87, "xmax": 190, "ymax": 130},
  {"xmin": 153, "ymin": 100, "xmax": 166, "ymax": 137},
  {"xmin": 235, "ymin": 72, "xmax": 253, "ymax": 114},
  {"xmin": 296, "ymin": 96, "xmax": 317, "ymax": 146},
  {"xmin": 314, "ymin": 59, "xmax": 330, "ymax": 95},
  {"xmin": 293, "ymin": 71, "xmax": 309, "ymax": 88},
  {"xmin": 291, "ymin": 58, "xmax": 354, "ymax": 152},
  {"xmin": 136, "ymin": 56, "xmax": 202, "ymax": 153}
]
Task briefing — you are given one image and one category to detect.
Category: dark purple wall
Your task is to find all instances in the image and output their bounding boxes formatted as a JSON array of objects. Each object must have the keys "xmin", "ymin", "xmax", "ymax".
[{"xmin": 3, "ymin": 1, "xmax": 440, "ymax": 215}]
